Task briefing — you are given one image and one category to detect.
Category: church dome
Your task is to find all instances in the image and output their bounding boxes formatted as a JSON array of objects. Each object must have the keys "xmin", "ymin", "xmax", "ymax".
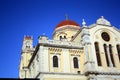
[{"xmin": 55, "ymin": 20, "xmax": 80, "ymax": 30}]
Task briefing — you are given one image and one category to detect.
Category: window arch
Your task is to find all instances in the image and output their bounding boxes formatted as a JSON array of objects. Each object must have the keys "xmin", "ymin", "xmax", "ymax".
[
  {"xmin": 26, "ymin": 46, "xmax": 30, "ymax": 48},
  {"xmin": 73, "ymin": 57, "xmax": 79, "ymax": 68},
  {"xmin": 53, "ymin": 56, "xmax": 58, "ymax": 67},
  {"xmin": 94, "ymin": 42, "xmax": 102, "ymax": 66},
  {"xmin": 109, "ymin": 44, "xmax": 115, "ymax": 67},
  {"xmin": 116, "ymin": 44, "xmax": 120, "ymax": 62},
  {"xmin": 64, "ymin": 36, "xmax": 66, "ymax": 39},
  {"xmin": 104, "ymin": 44, "xmax": 109, "ymax": 67},
  {"xmin": 71, "ymin": 36, "xmax": 74, "ymax": 39},
  {"xmin": 60, "ymin": 36, "xmax": 62, "ymax": 40}
]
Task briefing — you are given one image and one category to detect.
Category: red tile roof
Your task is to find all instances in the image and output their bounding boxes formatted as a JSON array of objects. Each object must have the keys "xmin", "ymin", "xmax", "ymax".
[
  {"xmin": 55, "ymin": 20, "xmax": 80, "ymax": 29},
  {"xmin": 25, "ymin": 36, "xmax": 32, "ymax": 39}
]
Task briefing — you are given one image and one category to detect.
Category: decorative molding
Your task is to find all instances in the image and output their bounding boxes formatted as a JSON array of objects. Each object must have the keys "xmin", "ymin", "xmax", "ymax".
[
  {"xmin": 48, "ymin": 48, "xmax": 62, "ymax": 52},
  {"xmin": 40, "ymin": 43, "xmax": 83, "ymax": 49},
  {"xmin": 69, "ymin": 49, "xmax": 83, "ymax": 53},
  {"xmin": 71, "ymin": 54, "xmax": 80, "ymax": 57},
  {"xmin": 50, "ymin": 53, "xmax": 61, "ymax": 55},
  {"xmin": 36, "ymin": 72, "xmax": 85, "ymax": 76},
  {"xmin": 95, "ymin": 35, "xmax": 99, "ymax": 39}
]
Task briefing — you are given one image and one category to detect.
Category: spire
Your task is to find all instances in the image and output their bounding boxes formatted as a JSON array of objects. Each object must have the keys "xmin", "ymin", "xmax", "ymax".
[
  {"xmin": 65, "ymin": 14, "xmax": 68, "ymax": 20},
  {"xmin": 82, "ymin": 19, "xmax": 86, "ymax": 27}
]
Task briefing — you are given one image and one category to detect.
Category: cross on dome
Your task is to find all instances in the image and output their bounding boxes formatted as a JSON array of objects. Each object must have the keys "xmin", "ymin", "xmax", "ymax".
[{"xmin": 65, "ymin": 14, "xmax": 68, "ymax": 20}]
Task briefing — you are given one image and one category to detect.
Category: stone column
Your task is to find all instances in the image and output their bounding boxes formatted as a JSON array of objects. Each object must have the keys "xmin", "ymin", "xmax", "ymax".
[
  {"xmin": 85, "ymin": 43, "xmax": 89, "ymax": 62},
  {"xmin": 106, "ymin": 45, "xmax": 113, "ymax": 67}
]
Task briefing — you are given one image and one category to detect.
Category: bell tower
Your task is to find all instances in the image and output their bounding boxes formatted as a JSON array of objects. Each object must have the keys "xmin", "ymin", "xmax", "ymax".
[
  {"xmin": 22, "ymin": 36, "xmax": 33, "ymax": 51},
  {"xmin": 19, "ymin": 36, "xmax": 34, "ymax": 78}
]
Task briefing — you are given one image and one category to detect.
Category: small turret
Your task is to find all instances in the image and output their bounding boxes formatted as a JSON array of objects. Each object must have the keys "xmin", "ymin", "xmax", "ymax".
[
  {"xmin": 82, "ymin": 19, "xmax": 87, "ymax": 27},
  {"xmin": 22, "ymin": 35, "xmax": 33, "ymax": 52},
  {"xmin": 19, "ymin": 35, "xmax": 34, "ymax": 78},
  {"xmin": 38, "ymin": 33, "xmax": 48, "ymax": 43}
]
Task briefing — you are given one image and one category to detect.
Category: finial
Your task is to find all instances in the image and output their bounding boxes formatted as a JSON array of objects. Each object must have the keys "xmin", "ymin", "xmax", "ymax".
[
  {"xmin": 43, "ymin": 33, "xmax": 45, "ymax": 35},
  {"xmin": 65, "ymin": 14, "xmax": 68, "ymax": 20},
  {"xmin": 101, "ymin": 16, "xmax": 104, "ymax": 19},
  {"xmin": 82, "ymin": 19, "xmax": 86, "ymax": 27}
]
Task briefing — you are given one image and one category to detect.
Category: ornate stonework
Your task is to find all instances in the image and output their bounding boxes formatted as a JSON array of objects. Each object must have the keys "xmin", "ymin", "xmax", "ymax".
[{"xmin": 19, "ymin": 17, "xmax": 120, "ymax": 80}]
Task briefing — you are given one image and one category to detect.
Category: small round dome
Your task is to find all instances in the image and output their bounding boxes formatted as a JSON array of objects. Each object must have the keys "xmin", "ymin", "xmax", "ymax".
[
  {"xmin": 96, "ymin": 16, "xmax": 111, "ymax": 26},
  {"xmin": 55, "ymin": 20, "xmax": 80, "ymax": 30}
]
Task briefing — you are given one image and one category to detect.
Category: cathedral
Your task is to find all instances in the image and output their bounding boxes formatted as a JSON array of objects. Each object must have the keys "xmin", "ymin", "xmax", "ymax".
[{"xmin": 19, "ymin": 16, "xmax": 120, "ymax": 80}]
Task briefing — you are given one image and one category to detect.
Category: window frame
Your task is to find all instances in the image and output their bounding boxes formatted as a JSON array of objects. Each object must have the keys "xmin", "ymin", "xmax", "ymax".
[
  {"xmin": 94, "ymin": 42, "xmax": 102, "ymax": 66},
  {"xmin": 53, "ymin": 55, "xmax": 58, "ymax": 67},
  {"xmin": 73, "ymin": 57, "xmax": 79, "ymax": 68}
]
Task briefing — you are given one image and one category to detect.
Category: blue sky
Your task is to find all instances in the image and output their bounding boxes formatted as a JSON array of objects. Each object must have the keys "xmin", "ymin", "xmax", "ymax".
[{"xmin": 0, "ymin": 0, "xmax": 120, "ymax": 78}]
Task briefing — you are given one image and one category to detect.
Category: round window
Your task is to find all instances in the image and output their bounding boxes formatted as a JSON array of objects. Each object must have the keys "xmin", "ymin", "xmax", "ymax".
[{"xmin": 101, "ymin": 32, "xmax": 110, "ymax": 41}]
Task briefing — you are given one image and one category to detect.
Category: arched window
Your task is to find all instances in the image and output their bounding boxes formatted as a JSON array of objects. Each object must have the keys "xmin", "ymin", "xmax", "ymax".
[
  {"xmin": 116, "ymin": 45, "xmax": 120, "ymax": 62},
  {"xmin": 71, "ymin": 36, "xmax": 74, "ymax": 39},
  {"xmin": 104, "ymin": 44, "xmax": 109, "ymax": 67},
  {"xmin": 26, "ymin": 46, "xmax": 30, "ymax": 48},
  {"xmin": 60, "ymin": 36, "xmax": 62, "ymax": 40},
  {"xmin": 73, "ymin": 57, "xmax": 79, "ymax": 68},
  {"xmin": 64, "ymin": 36, "xmax": 66, "ymax": 39},
  {"xmin": 53, "ymin": 56, "xmax": 58, "ymax": 67},
  {"xmin": 94, "ymin": 42, "xmax": 102, "ymax": 66},
  {"xmin": 109, "ymin": 44, "xmax": 115, "ymax": 67}
]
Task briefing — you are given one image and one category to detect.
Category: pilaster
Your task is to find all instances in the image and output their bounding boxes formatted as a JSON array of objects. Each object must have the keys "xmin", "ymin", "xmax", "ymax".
[
  {"xmin": 62, "ymin": 49, "xmax": 70, "ymax": 73},
  {"xmin": 82, "ymin": 28, "xmax": 96, "ymax": 74}
]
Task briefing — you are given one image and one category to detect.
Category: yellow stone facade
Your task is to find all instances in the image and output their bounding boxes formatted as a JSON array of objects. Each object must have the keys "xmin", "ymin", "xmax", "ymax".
[{"xmin": 19, "ymin": 16, "xmax": 120, "ymax": 80}]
